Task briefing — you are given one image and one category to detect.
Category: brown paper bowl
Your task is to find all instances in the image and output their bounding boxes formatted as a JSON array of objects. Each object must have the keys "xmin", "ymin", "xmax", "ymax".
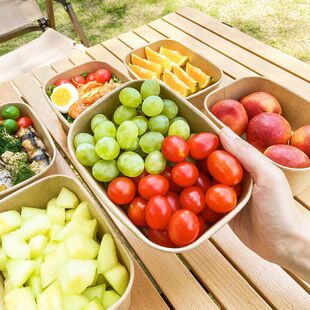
[
  {"xmin": 0, "ymin": 102, "xmax": 56, "ymax": 199},
  {"xmin": 204, "ymin": 76, "xmax": 310, "ymax": 195},
  {"xmin": 67, "ymin": 80, "xmax": 253, "ymax": 253},
  {"xmin": 124, "ymin": 39, "xmax": 223, "ymax": 109},
  {"xmin": 43, "ymin": 61, "xmax": 130, "ymax": 132},
  {"xmin": 0, "ymin": 175, "xmax": 134, "ymax": 310}
]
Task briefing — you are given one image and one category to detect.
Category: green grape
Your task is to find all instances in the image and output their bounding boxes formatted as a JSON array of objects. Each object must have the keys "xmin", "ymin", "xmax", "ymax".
[
  {"xmin": 142, "ymin": 96, "xmax": 163, "ymax": 117},
  {"xmin": 145, "ymin": 151, "xmax": 166, "ymax": 175},
  {"xmin": 91, "ymin": 114, "xmax": 108, "ymax": 132},
  {"xmin": 168, "ymin": 120, "xmax": 190, "ymax": 140},
  {"xmin": 119, "ymin": 87, "xmax": 142, "ymax": 107},
  {"xmin": 140, "ymin": 79, "xmax": 160, "ymax": 99},
  {"xmin": 92, "ymin": 160, "xmax": 119, "ymax": 182},
  {"xmin": 169, "ymin": 116, "xmax": 187, "ymax": 125},
  {"xmin": 162, "ymin": 99, "xmax": 178, "ymax": 119},
  {"xmin": 139, "ymin": 132, "xmax": 164, "ymax": 153},
  {"xmin": 95, "ymin": 137, "xmax": 120, "ymax": 160},
  {"xmin": 113, "ymin": 106, "xmax": 137, "ymax": 124},
  {"xmin": 148, "ymin": 115, "xmax": 169, "ymax": 134},
  {"xmin": 116, "ymin": 121, "xmax": 138, "ymax": 149},
  {"xmin": 94, "ymin": 120, "xmax": 116, "ymax": 141},
  {"xmin": 125, "ymin": 137, "xmax": 139, "ymax": 151},
  {"xmin": 117, "ymin": 152, "xmax": 144, "ymax": 177},
  {"xmin": 74, "ymin": 133, "xmax": 95, "ymax": 148},
  {"xmin": 131, "ymin": 116, "xmax": 148, "ymax": 135},
  {"xmin": 76, "ymin": 144, "xmax": 100, "ymax": 166}
]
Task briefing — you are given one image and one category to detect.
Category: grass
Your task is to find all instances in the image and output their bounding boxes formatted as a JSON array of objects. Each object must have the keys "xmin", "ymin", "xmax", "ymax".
[{"xmin": 0, "ymin": 0, "xmax": 309, "ymax": 63}]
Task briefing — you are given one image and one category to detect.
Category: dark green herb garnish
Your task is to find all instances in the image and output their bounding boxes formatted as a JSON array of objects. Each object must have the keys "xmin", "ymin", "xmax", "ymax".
[
  {"xmin": 0, "ymin": 125, "xmax": 22, "ymax": 155},
  {"xmin": 66, "ymin": 115, "xmax": 74, "ymax": 123},
  {"xmin": 81, "ymin": 72, "xmax": 89, "ymax": 79},
  {"xmin": 46, "ymin": 85, "xmax": 56, "ymax": 98},
  {"xmin": 111, "ymin": 75, "xmax": 120, "ymax": 83}
]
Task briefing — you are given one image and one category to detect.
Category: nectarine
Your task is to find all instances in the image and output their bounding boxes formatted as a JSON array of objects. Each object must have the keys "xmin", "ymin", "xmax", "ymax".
[
  {"xmin": 240, "ymin": 92, "xmax": 282, "ymax": 119},
  {"xmin": 290, "ymin": 125, "xmax": 310, "ymax": 158},
  {"xmin": 246, "ymin": 113, "xmax": 291, "ymax": 152},
  {"xmin": 264, "ymin": 145, "xmax": 310, "ymax": 168},
  {"xmin": 211, "ymin": 99, "xmax": 248, "ymax": 135}
]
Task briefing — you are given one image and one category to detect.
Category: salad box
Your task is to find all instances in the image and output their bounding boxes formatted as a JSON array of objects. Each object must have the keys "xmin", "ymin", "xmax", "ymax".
[
  {"xmin": 204, "ymin": 76, "xmax": 310, "ymax": 195},
  {"xmin": 67, "ymin": 80, "xmax": 253, "ymax": 253},
  {"xmin": 0, "ymin": 175, "xmax": 134, "ymax": 309}
]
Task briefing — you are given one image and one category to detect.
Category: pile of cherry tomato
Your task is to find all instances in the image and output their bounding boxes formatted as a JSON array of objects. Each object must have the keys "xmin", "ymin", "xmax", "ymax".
[{"xmin": 107, "ymin": 132, "xmax": 244, "ymax": 248}]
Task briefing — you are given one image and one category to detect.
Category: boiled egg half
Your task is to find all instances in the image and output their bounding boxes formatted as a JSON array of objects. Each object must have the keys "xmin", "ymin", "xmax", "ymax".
[{"xmin": 50, "ymin": 83, "xmax": 79, "ymax": 113}]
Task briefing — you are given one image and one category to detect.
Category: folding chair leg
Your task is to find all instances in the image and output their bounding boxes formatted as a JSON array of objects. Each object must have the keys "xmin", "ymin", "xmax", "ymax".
[
  {"xmin": 45, "ymin": 0, "xmax": 56, "ymax": 29},
  {"xmin": 55, "ymin": 0, "xmax": 89, "ymax": 47}
]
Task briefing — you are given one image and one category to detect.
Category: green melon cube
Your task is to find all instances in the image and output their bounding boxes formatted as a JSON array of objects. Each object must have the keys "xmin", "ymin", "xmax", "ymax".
[
  {"xmin": 37, "ymin": 281, "xmax": 63, "ymax": 310},
  {"xmin": 47, "ymin": 204, "xmax": 65, "ymax": 225},
  {"xmin": 56, "ymin": 187, "xmax": 79, "ymax": 209},
  {"xmin": 103, "ymin": 264, "xmax": 129, "ymax": 296},
  {"xmin": 2, "ymin": 230, "xmax": 30, "ymax": 259},
  {"xmin": 0, "ymin": 210, "xmax": 21, "ymax": 236},
  {"xmin": 84, "ymin": 297, "xmax": 105, "ymax": 310},
  {"xmin": 97, "ymin": 234, "xmax": 118, "ymax": 274},
  {"xmin": 27, "ymin": 275, "xmax": 42, "ymax": 297},
  {"xmin": 65, "ymin": 209, "xmax": 75, "ymax": 222},
  {"xmin": 96, "ymin": 274, "xmax": 107, "ymax": 285},
  {"xmin": 43, "ymin": 241, "xmax": 59, "ymax": 257},
  {"xmin": 20, "ymin": 214, "xmax": 51, "ymax": 240},
  {"xmin": 47, "ymin": 197, "xmax": 57, "ymax": 208},
  {"xmin": 4, "ymin": 279, "xmax": 14, "ymax": 295},
  {"xmin": 57, "ymin": 259, "xmax": 97, "ymax": 294},
  {"xmin": 0, "ymin": 247, "xmax": 8, "ymax": 271},
  {"xmin": 49, "ymin": 224, "xmax": 65, "ymax": 240},
  {"xmin": 63, "ymin": 294, "xmax": 89, "ymax": 310},
  {"xmin": 33, "ymin": 256, "xmax": 43, "ymax": 276},
  {"xmin": 7, "ymin": 259, "xmax": 35, "ymax": 287},
  {"xmin": 102, "ymin": 290, "xmax": 121, "ymax": 308},
  {"xmin": 4, "ymin": 287, "xmax": 36, "ymax": 310},
  {"xmin": 83, "ymin": 284, "xmax": 106, "ymax": 300},
  {"xmin": 21, "ymin": 207, "xmax": 45, "ymax": 221},
  {"xmin": 72, "ymin": 201, "xmax": 93, "ymax": 220},
  {"xmin": 29, "ymin": 234, "xmax": 48, "ymax": 258}
]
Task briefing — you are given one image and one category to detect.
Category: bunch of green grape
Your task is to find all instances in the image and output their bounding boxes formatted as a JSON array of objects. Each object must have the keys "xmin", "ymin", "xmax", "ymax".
[{"xmin": 74, "ymin": 80, "xmax": 191, "ymax": 183}]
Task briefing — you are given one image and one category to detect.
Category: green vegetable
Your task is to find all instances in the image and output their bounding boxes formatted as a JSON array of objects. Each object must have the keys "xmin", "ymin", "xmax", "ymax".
[
  {"xmin": 81, "ymin": 72, "xmax": 89, "ymax": 79},
  {"xmin": 66, "ymin": 115, "xmax": 74, "ymax": 123},
  {"xmin": 46, "ymin": 85, "xmax": 56, "ymax": 98},
  {"xmin": 3, "ymin": 119, "xmax": 19, "ymax": 133},
  {"xmin": 111, "ymin": 75, "xmax": 120, "ymax": 83},
  {"xmin": 1, "ymin": 105, "xmax": 20, "ymax": 120},
  {"xmin": 0, "ymin": 125, "xmax": 22, "ymax": 155}
]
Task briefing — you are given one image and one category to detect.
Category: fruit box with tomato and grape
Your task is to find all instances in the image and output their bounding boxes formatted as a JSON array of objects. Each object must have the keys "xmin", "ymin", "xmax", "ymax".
[
  {"xmin": 204, "ymin": 76, "xmax": 310, "ymax": 195},
  {"xmin": 43, "ymin": 61, "xmax": 130, "ymax": 132},
  {"xmin": 67, "ymin": 79, "xmax": 253, "ymax": 253}
]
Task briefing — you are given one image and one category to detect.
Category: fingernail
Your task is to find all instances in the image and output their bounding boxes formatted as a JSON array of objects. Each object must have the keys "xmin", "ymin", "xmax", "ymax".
[{"xmin": 222, "ymin": 127, "xmax": 237, "ymax": 140}]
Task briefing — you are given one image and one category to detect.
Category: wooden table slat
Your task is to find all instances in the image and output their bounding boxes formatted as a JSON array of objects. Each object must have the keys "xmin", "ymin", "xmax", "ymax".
[
  {"xmin": 32, "ymin": 65, "xmax": 56, "ymax": 85},
  {"xmin": 0, "ymin": 81, "xmax": 22, "ymax": 103},
  {"xmin": 50, "ymin": 58, "xmax": 74, "ymax": 72}
]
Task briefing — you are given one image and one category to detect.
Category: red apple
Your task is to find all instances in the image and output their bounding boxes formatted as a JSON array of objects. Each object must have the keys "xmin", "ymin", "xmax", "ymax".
[
  {"xmin": 290, "ymin": 125, "xmax": 310, "ymax": 158},
  {"xmin": 211, "ymin": 99, "xmax": 248, "ymax": 135},
  {"xmin": 240, "ymin": 92, "xmax": 282, "ymax": 119}
]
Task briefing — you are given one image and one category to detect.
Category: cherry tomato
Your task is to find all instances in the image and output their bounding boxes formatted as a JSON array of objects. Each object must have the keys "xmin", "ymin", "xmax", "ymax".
[
  {"xmin": 131, "ymin": 170, "xmax": 148, "ymax": 186},
  {"xmin": 161, "ymin": 166, "xmax": 182, "ymax": 193},
  {"xmin": 127, "ymin": 197, "xmax": 147, "ymax": 227},
  {"xmin": 165, "ymin": 191, "xmax": 180, "ymax": 214},
  {"xmin": 205, "ymin": 184, "xmax": 237, "ymax": 213},
  {"xmin": 145, "ymin": 196, "xmax": 171, "ymax": 230},
  {"xmin": 200, "ymin": 206, "xmax": 223, "ymax": 223},
  {"xmin": 17, "ymin": 116, "xmax": 33, "ymax": 128},
  {"xmin": 197, "ymin": 215, "xmax": 206, "ymax": 237},
  {"xmin": 207, "ymin": 150, "xmax": 243, "ymax": 186},
  {"xmin": 168, "ymin": 210, "xmax": 199, "ymax": 247},
  {"xmin": 172, "ymin": 162, "xmax": 199, "ymax": 187},
  {"xmin": 138, "ymin": 175, "xmax": 169, "ymax": 200},
  {"xmin": 86, "ymin": 72, "xmax": 96, "ymax": 83},
  {"xmin": 179, "ymin": 186, "xmax": 205, "ymax": 214},
  {"xmin": 188, "ymin": 133, "xmax": 219, "ymax": 160},
  {"xmin": 195, "ymin": 171, "xmax": 212, "ymax": 193},
  {"xmin": 232, "ymin": 183, "xmax": 242, "ymax": 199},
  {"xmin": 55, "ymin": 79, "xmax": 71, "ymax": 86},
  {"xmin": 72, "ymin": 75, "xmax": 86, "ymax": 88},
  {"xmin": 161, "ymin": 136, "xmax": 189, "ymax": 162},
  {"xmin": 107, "ymin": 177, "xmax": 136, "ymax": 205},
  {"xmin": 95, "ymin": 68, "xmax": 112, "ymax": 84},
  {"xmin": 147, "ymin": 228, "xmax": 175, "ymax": 248}
]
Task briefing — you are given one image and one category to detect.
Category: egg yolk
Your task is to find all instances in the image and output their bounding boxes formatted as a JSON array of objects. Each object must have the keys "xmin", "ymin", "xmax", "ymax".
[{"xmin": 51, "ymin": 88, "xmax": 72, "ymax": 106}]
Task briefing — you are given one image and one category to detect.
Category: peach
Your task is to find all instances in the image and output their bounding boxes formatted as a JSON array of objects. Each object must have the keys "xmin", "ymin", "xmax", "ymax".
[
  {"xmin": 240, "ymin": 92, "xmax": 282, "ymax": 119},
  {"xmin": 211, "ymin": 99, "xmax": 248, "ymax": 135},
  {"xmin": 264, "ymin": 145, "xmax": 310, "ymax": 168},
  {"xmin": 290, "ymin": 125, "xmax": 310, "ymax": 158},
  {"xmin": 246, "ymin": 112, "xmax": 291, "ymax": 152}
]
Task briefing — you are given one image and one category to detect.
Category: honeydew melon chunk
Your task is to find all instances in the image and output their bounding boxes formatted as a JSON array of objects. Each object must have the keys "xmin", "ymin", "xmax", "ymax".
[
  {"xmin": 55, "ymin": 187, "xmax": 79, "ymax": 209},
  {"xmin": 47, "ymin": 204, "xmax": 65, "ymax": 225},
  {"xmin": 29, "ymin": 234, "xmax": 48, "ymax": 258},
  {"xmin": 7, "ymin": 259, "xmax": 35, "ymax": 287},
  {"xmin": 49, "ymin": 224, "xmax": 65, "ymax": 240},
  {"xmin": 27, "ymin": 275, "xmax": 42, "ymax": 297},
  {"xmin": 0, "ymin": 247, "xmax": 8, "ymax": 271},
  {"xmin": 43, "ymin": 240, "xmax": 59, "ymax": 256},
  {"xmin": 65, "ymin": 209, "xmax": 75, "ymax": 222},
  {"xmin": 103, "ymin": 264, "xmax": 129, "ymax": 295},
  {"xmin": 83, "ymin": 284, "xmax": 106, "ymax": 300},
  {"xmin": 63, "ymin": 294, "xmax": 89, "ymax": 310},
  {"xmin": 57, "ymin": 259, "xmax": 97, "ymax": 294},
  {"xmin": 20, "ymin": 214, "xmax": 51, "ymax": 240},
  {"xmin": 2, "ymin": 230, "xmax": 30, "ymax": 259},
  {"xmin": 4, "ymin": 279, "xmax": 14, "ymax": 295},
  {"xmin": 96, "ymin": 274, "xmax": 107, "ymax": 285},
  {"xmin": 47, "ymin": 197, "xmax": 57, "ymax": 208},
  {"xmin": 4, "ymin": 287, "xmax": 36, "ymax": 310},
  {"xmin": 33, "ymin": 256, "xmax": 43, "ymax": 276},
  {"xmin": 0, "ymin": 210, "xmax": 21, "ymax": 236},
  {"xmin": 72, "ymin": 201, "xmax": 93, "ymax": 220},
  {"xmin": 2, "ymin": 271, "xmax": 8, "ymax": 279},
  {"xmin": 84, "ymin": 298, "xmax": 105, "ymax": 310},
  {"xmin": 21, "ymin": 207, "xmax": 45, "ymax": 221},
  {"xmin": 64, "ymin": 231, "xmax": 99, "ymax": 259},
  {"xmin": 97, "ymin": 234, "xmax": 118, "ymax": 274},
  {"xmin": 102, "ymin": 290, "xmax": 121, "ymax": 308},
  {"xmin": 37, "ymin": 280, "xmax": 63, "ymax": 310}
]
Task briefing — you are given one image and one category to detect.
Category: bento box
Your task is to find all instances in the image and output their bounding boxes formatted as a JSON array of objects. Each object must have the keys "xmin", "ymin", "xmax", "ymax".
[
  {"xmin": 67, "ymin": 79, "xmax": 253, "ymax": 253},
  {"xmin": 0, "ymin": 175, "xmax": 134, "ymax": 309},
  {"xmin": 43, "ymin": 61, "xmax": 130, "ymax": 132},
  {"xmin": 0, "ymin": 102, "xmax": 56, "ymax": 199},
  {"xmin": 204, "ymin": 76, "xmax": 310, "ymax": 195},
  {"xmin": 124, "ymin": 39, "xmax": 223, "ymax": 109}
]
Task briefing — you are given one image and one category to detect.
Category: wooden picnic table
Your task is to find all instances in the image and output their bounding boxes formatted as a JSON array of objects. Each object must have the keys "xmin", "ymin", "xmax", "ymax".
[{"xmin": 1, "ymin": 7, "xmax": 310, "ymax": 309}]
